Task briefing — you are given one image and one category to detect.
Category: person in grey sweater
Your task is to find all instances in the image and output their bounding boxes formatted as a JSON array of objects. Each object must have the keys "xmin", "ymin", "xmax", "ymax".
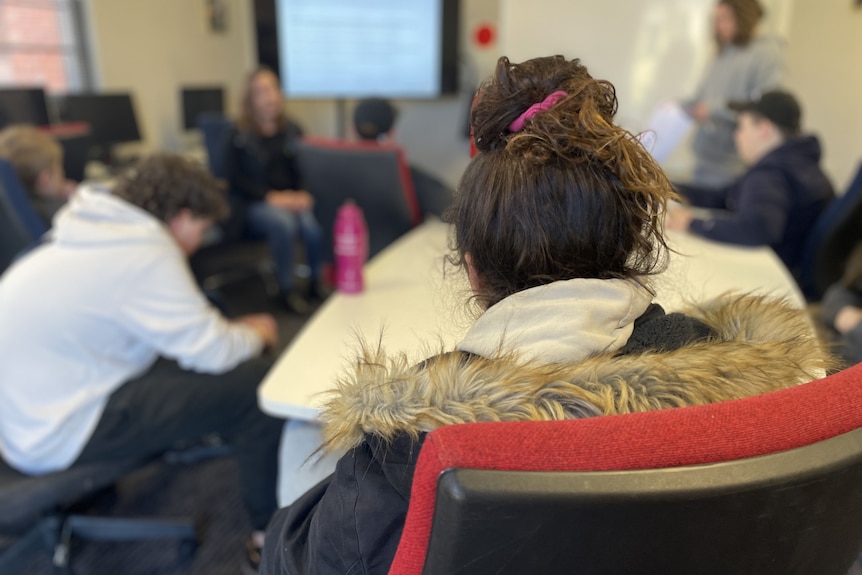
[{"xmin": 684, "ymin": 0, "xmax": 783, "ymax": 189}]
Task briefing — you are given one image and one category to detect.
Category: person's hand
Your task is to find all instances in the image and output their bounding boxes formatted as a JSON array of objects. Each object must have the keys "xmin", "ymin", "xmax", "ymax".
[
  {"xmin": 834, "ymin": 306, "xmax": 862, "ymax": 335},
  {"xmin": 689, "ymin": 102, "xmax": 710, "ymax": 123},
  {"xmin": 665, "ymin": 206, "xmax": 694, "ymax": 232},
  {"xmin": 265, "ymin": 190, "xmax": 313, "ymax": 212},
  {"xmin": 291, "ymin": 190, "xmax": 314, "ymax": 212},
  {"xmin": 236, "ymin": 313, "xmax": 279, "ymax": 351}
]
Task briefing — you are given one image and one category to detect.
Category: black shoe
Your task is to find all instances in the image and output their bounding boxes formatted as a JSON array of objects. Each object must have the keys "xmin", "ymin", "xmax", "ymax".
[
  {"xmin": 307, "ymin": 280, "xmax": 333, "ymax": 302},
  {"xmin": 280, "ymin": 291, "xmax": 312, "ymax": 315}
]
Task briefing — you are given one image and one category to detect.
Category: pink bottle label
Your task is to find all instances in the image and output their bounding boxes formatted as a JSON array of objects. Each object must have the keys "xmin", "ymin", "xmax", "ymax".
[{"xmin": 334, "ymin": 202, "xmax": 367, "ymax": 294}]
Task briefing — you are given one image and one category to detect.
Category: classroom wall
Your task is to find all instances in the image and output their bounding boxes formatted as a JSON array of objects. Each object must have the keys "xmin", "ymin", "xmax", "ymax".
[
  {"xmin": 82, "ymin": 0, "xmax": 497, "ymax": 189},
  {"xmin": 80, "ymin": 0, "xmax": 861, "ymax": 191},
  {"xmin": 499, "ymin": 0, "xmax": 862, "ymax": 191},
  {"xmin": 82, "ymin": 0, "xmax": 256, "ymax": 153},
  {"xmin": 784, "ymin": 0, "xmax": 862, "ymax": 191},
  {"xmin": 498, "ymin": 0, "xmax": 794, "ymax": 180}
]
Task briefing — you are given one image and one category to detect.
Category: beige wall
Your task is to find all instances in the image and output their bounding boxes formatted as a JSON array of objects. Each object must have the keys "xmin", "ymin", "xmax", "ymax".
[
  {"xmin": 83, "ymin": 0, "xmax": 256, "ymax": 153},
  {"xmin": 784, "ymin": 0, "xmax": 862, "ymax": 191},
  {"xmin": 81, "ymin": 0, "xmax": 861, "ymax": 191},
  {"xmin": 81, "ymin": 0, "xmax": 498, "ymax": 188},
  {"xmin": 499, "ymin": 0, "xmax": 862, "ymax": 191}
]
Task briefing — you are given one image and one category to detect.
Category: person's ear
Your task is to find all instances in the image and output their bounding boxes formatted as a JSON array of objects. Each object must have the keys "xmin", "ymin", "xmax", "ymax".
[
  {"xmin": 465, "ymin": 252, "xmax": 485, "ymax": 293},
  {"xmin": 34, "ymin": 168, "xmax": 56, "ymax": 198}
]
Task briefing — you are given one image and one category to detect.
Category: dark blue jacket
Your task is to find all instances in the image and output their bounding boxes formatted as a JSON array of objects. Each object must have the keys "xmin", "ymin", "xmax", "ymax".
[{"xmin": 677, "ymin": 135, "xmax": 834, "ymax": 276}]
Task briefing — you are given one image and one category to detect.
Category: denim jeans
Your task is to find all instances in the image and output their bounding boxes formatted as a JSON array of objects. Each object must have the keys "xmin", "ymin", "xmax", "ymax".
[{"xmin": 246, "ymin": 202, "xmax": 322, "ymax": 293}]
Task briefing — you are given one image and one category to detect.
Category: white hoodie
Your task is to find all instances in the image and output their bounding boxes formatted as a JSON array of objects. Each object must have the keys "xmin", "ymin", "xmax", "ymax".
[{"xmin": 0, "ymin": 186, "xmax": 263, "ymax": 474}]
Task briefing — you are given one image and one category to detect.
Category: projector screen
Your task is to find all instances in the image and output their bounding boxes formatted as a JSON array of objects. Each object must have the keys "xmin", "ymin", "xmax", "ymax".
[{"xmin": 275, "ymin": 0, "xmax": 458, "ymax": 99}]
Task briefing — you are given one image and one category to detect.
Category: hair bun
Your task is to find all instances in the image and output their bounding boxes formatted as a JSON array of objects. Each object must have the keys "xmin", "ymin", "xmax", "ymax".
[{"xmin": 471, "ymin": 55, "xmax": 619, "ymax": 166}]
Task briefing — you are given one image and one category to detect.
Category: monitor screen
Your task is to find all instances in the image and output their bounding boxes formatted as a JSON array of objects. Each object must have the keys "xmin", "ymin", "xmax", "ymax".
[
  {"xmin": 55, "ymin": 93, "xmax": 141, "ymax": 146},
  {"xmin": 273, "ymin": 0, "xmax": 458, "ymax": 99},
  {"xmin": 0, "ymin": 87, "xmax": 50, "ymax": 128},
  {"xmin": 181, "ymin": 86, "xmax": 225, "ymax": 130}
]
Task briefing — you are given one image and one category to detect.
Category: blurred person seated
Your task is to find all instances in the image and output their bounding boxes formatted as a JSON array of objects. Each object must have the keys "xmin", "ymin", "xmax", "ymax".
[
  {"xmin": 0, "ymin": 154, "xmax": 283, "ymax": 571},
  {"xmin": 225, "ymin": 66, "xmax": 322, "ymax": 315},
  {"xmin": 819, "ymin": 243, "xmax": 862, "ymax": 367},
  {"xmin": 353, "ymin": 97, "xmax": 454, "ymax": 217},
  {"xmin": 667, "ymin": 90, "xmax": 834, "ymax": 280},
  {"xmin": 0, "ymin": 124, "xmax": 76, "ymax": 227},
  {"xmin": 260, "ymin": 55, "xmax": 831, "ymax": 575}
]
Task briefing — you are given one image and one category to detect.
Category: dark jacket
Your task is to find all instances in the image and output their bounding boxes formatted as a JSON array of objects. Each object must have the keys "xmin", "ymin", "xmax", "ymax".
[
  {"xmin": 677, "ymin": 135, "xmax": 834, "ymax": 276},
  {"xmin": 223, "ymin": 122, "xmax": 304, "ymax": 240},
  {"xmin": 261, "ymin": 296, "xmax": 830, "ymax": 575}
]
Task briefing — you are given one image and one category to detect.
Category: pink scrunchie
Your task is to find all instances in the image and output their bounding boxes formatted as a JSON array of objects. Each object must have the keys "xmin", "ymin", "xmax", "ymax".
[{"xmin": 508, "ymin": 90, "xmax": 568, "ymax": 132}]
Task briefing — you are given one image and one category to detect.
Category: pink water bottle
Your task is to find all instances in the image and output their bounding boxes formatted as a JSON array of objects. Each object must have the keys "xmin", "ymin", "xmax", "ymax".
[{"xmin": 333, "ymin": 200, "xmax": 368, "ymax": 294}]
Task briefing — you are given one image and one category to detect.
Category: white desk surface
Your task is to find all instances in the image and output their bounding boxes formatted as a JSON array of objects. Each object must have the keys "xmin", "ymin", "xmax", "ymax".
[{"xmin": 258, "ymin": 219, "xmax": 805, "ymax": 421}]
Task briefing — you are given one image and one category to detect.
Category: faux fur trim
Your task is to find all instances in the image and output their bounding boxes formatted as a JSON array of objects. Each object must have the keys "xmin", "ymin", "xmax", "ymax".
[{"xmin": 319, "ymin": 294, "xmax": 835, "ymax": 452}]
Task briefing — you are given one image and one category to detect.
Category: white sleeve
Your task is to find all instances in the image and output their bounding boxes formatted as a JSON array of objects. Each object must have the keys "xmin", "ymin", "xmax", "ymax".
[{"xmin": 116, "ymin": 245, "xmax": 264, "ymax": 374}]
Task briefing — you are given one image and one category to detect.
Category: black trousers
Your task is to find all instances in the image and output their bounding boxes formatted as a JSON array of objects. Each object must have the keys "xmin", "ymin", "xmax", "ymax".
[{"xmin": 75, "ymin": 357, "xmax": 283, "ymax": 530}]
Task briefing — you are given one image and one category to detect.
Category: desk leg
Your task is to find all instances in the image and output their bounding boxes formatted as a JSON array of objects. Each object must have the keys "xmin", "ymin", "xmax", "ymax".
[{"xmin": 277, "ymin": 419, "xmax": 344, "ymax": 507}]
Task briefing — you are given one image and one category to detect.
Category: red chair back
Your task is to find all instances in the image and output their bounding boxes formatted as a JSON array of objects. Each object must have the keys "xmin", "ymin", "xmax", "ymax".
[{"xmin": 390, "ymin": 363, "xmax": 862, "ymax": 575}]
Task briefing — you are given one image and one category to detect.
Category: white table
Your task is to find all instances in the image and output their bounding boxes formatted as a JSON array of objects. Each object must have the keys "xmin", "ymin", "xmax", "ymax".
[
  {"xmin": 262, "ymin": 220, "xmax": 805, "ymax": 505},
  {"xmin": 260, "ymin": 219, "xmax": 805, "ymax": 421}
]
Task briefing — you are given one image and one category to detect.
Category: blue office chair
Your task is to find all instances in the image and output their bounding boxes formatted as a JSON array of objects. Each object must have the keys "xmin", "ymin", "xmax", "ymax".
[
  {"xmin": 196, "ymin": 112, "xmax": 233, "ymax": 180},
  {"xmin": 798, "ymin": 162, "xmax": 862, "ymax": 301},
  {"xmin": 0, "ymin": 454, "xmax": 200, "ymax": 575},
  {"xmin": 0, "ymin": 158, "xmax": 48, "ymax": 276}
]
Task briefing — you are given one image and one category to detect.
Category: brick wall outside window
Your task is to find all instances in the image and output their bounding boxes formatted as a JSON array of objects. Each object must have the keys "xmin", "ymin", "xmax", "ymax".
[{"xmin": 0, "ymin": 0, "xmax": 81, "ymax": 92}]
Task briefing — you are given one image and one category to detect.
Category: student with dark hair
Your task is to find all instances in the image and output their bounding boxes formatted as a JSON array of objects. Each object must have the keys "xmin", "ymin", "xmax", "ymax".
[
  {"xmin": 667, "ymin": 90, "xmax": 834, "ymax": 281},
  {"xmin": 685, "ymin": 0, "xmax": 784, "ymax": 188},
  {"xmin": 261, "ymin": 55, "xmax": 830, "ymax": 575},
  {"xmin": 352, "ymin": 97, "xmax": 454, "ymax": 217},
  {"xmin": 0, "ymin": 154, "xmax": 283, "ymax": 567},
  {"xmin": 353, "ymin": 97, "xmax": 398, "ymax": 141},
  {"xmin": 225, "ymin": 66, "xmax": 322, "ymax": 314}
]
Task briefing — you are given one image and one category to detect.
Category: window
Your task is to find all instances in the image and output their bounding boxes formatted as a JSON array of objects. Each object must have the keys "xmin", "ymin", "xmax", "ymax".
[{"xmin": 0, "ymin": 0, "xmax": 89, "ymax": 92}]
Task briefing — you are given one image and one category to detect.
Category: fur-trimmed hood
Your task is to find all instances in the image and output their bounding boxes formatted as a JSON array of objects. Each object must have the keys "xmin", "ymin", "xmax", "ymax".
[{"xmin": 320, "ymin": 295, "xmax": 833, "ymax": 452}]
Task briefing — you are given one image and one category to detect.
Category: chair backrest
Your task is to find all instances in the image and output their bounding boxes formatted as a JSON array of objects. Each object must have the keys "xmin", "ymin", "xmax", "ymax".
[
  {"xmin": 0, "ymin": 158, "xmax": 47, "ymax": 276},
  {"xmin": 196, "ymin": 112, "xmax": 233, "ymax": 179},
  {"xmin": 390, "ymin": 363, "xmax": 862, "ymax": 575},
  {"xmin": 409, "ymin": 165, "xmax": 453, "ymax": 218},
  {"xmin": 297, "ymin": 138, "xmax": 421, "ymax": 262},
  {"xmin": 799, "ymin": 162, "xmax": 862, "ymax": 300}
]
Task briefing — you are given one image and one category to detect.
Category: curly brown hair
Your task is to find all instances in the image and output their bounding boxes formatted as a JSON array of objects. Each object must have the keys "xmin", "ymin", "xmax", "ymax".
[
  {"xmin": 446, "ymin": 55, "xmax": 677, "ymax": 310},
  {"xmin": 718, "ymin": 0, "xmax": 764, "ymax": 47},
  {"xmin": 112, "ymin": 154, "xmax": 229, "ymax": 223}
]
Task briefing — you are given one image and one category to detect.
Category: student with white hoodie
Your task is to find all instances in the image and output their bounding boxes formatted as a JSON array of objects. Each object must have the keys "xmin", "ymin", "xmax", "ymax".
[{"xmin": 0, "ymin": 154, "xmax": 282, "ymax": 562}]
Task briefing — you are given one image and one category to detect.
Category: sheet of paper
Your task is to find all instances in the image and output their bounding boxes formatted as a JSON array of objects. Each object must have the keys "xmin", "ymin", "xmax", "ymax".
[{"xmin": 641, "ymin": 101, "xmax": 694, "ymax": 164}]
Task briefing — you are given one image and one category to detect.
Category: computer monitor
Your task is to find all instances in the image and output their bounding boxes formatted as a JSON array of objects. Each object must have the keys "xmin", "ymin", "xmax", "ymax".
[
  {"xmin": 0, "ymin": 87, "xmax": 51, "ymax": 128},
  {"xmin": 55, "ymin": 93, "xmax": 142, "ymax": 147},
  {"xmin": 181, "ymin": 86, "xmax": 225, "ymax": 130}
]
